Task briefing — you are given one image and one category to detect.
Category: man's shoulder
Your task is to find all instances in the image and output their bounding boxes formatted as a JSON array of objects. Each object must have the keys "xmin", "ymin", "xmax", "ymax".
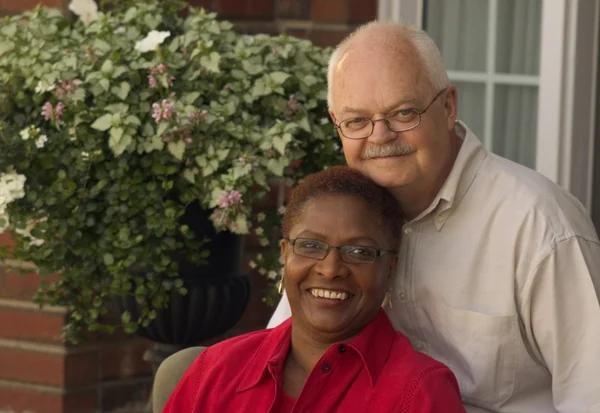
[{"xmin": 474, "ymin": 153, "xmax": 597, "ymax": 240}]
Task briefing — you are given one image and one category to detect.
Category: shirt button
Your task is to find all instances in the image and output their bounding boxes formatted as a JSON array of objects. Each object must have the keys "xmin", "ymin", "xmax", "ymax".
[
  {"xmin": 338, "ymin": 345, "xmax": 346, "ymax": 354},
  {"xmin": 398, "ymin": 291, "xmax": 406, "ymax": 300},
  {"xmin": 404, "ymin": 227, "xmax": 412, "ymax": 234},
  {"xmin": 321, "ymin": 363, "xmax": 331, "ymax": 373}
]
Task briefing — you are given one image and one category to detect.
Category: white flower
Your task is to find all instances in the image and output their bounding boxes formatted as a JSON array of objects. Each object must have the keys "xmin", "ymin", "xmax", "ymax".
[
  {"xmin": 259, "ymin": 239, "xmax": 270, "ymax": 247},
  {"xmin": 19, "ymin": 128, "xmax": 31, "ymax": 141},
  {"xmin": 254, "ymin": 227, "xmax": 264, "ymax": 236},
  {"xmin": 277, "ymin": 206, "xmax": 286, "ymax": 215},
  {"xmin": 256, "ymin": 212, "xmax": 266, "ymax": 223},
  {"xmin": 0, "ymin": 173, "xmax": 26, "ymax": 226},
  {"xmin": 267, "ymin": 271, "xmax": 278, "ymax": 280},
  {"xmin": 35, "ymin": 135, "xmax": 48, "ymax": 149},
  {"xmin": 35, "ymin": 80, "xmax": 55, "ymax": 94},
  {"xmin": 256, "ymin": 254, "xmax": 263, "ymax": 261},
  {"xmin": 68, "ymin": 0, "xmax": 99, "ymax": 25},
  {"xmin": 320, "ymin": 117, "xmax": 329, "ymax": 125},
  {"xmin": 258, "ymin": 268, "xmax": 267, "ymax": 276},
  {"xmin": 135, "ymin": 31, "xmax": 171, "ymax": 53},
  {"xmin": 248, "ymin": 260, "xmax": 257, "ymax": 269}
]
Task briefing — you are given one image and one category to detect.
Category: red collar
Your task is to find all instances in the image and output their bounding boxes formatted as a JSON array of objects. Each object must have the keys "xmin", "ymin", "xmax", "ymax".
[{"xmin": 236, "ymin": 309, "xmax": 397, "ymax": 392}]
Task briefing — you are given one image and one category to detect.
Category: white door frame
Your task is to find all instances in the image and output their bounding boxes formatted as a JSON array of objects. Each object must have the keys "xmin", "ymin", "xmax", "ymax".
[{"xmin": 378, "ymin": 0, "xmax": 599, "ymax": 211}]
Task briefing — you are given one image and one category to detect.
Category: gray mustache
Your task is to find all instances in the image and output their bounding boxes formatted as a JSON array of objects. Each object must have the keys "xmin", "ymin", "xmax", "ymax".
[{"xmin": 361, "ymin": 143, "xmax": 415, "ymax": 159}]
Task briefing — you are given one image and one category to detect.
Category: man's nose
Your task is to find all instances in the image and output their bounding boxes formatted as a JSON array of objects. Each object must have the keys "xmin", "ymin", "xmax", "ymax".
[
  {"xmin": 369, "ymin": 119, "xmax": 397, "ymax": 144},
  {"xmin": 316, "ymin": 248, "xmax": 348, "ymax": 280}
]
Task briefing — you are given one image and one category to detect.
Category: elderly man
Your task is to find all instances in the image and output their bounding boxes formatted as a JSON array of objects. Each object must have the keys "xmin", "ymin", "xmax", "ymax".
[{"xmin": 268, "ymin": 21, "xmax": 600, "ymax": 413}]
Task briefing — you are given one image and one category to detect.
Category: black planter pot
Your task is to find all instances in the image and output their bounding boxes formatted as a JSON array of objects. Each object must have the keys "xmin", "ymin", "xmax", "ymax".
[{"xmin": 113, "ymin": 201, "xmax": 252, "ymax": 346}]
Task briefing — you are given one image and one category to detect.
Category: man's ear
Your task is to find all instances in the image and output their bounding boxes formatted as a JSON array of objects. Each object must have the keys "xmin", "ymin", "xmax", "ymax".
[
  {"xmin": 388, "ymin": 254, "xmax": 398, "ymax": 280},
  {"xmin": 444, "ymin": 86, "xmax": 458, "ymax": 131},
  {"xmin": 329, "ymin": 109, "xmax": 337, "ymax": 124}
]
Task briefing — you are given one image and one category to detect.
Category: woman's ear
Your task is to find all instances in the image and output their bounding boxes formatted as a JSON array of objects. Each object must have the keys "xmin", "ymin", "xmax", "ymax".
[{"xmin": 280, "ymin": 239, "xmax": 287, "ymax": 260}]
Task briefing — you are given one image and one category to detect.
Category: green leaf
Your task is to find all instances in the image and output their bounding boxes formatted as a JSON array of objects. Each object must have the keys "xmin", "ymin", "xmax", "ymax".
[
  {"xmin": 266, "ymin": 157, "xmax": 288, "ymax": 176},
  {"xmin": 99, "ymin": 78, "xmax": 110, "ymax": 91},
  {"xmin": 270, "ymin": 71, "xmax": 291, "ymax": 85},
  {"xmin": 114, "ymin": 82, "xmax": 131, "ymax": 100},
  {"xmin": 103, "ymin": 253, "xmax": 114, "ymax": 265},
  {"xmin": 168, "ymin": 141, "xmax": 185, "ymax": 160},
  {"xmin": 112, "ymin": 135, "xmax": 132, "ymax": 157},
  {"xmin": 273, "ymin": 133, "xmax": 292, "ymax": 154},
  {"xmin": 91, "ymin": 114, "xmax": 113, "ymax": 131},
  {"xmin": 183, "ymin": 168, "xmax": 196, "ymax": 183},
  {"xmin": 109, "ymin": 127, "xmax": 124, "ymax": 144},
  {"xmin": 157, "ymin": 122, "xmax": 169, "ymax": 137},
  {"xmin": 0, "ymin": 41, "xmax": 15, "ymax": 56},
  {"xmin": 183, "ymin": 92, "xmax": 201, "ymax": 105},
  {"xmin": 242, "ymin": 59, "xmax": 263, "ymax": 75},
  {"xmin": 93, "ymin": 39, "xmax": 111, "ymax": 52},
  {"xmin": 123, "ymin": 7, "xmax": 138, "ymax": 23},
  {"xmin": 101, "ymin": 59, "xmax": 114, "ymax": 74},
  {"xmin": 200, "ymin": 51, "xmax": 221, "ymax": 73},
  {"xmin": 251, "ymin": 78, "xmax": 269, "ymax": 99}
]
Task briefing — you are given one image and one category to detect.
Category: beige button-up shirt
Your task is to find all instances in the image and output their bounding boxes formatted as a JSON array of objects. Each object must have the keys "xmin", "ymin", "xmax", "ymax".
[{"xmin": 268, "ymin": 122, "xmax": 600, "ymax": 412}]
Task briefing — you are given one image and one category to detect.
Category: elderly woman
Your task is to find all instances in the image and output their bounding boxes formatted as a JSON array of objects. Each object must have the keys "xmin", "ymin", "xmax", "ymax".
[{"xmin": 163, "ymin": 166, "xmax": 465, "ymax": 413}]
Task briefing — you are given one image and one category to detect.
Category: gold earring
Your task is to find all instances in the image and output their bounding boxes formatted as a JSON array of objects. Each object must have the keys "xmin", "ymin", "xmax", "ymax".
[{"xmin": 277, "ymin": 271, "xmax": 284, "ymax": 294}]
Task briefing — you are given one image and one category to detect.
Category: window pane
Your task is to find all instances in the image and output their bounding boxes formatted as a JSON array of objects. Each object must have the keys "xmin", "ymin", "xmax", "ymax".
[
  {"xmin": 424, "ymin": 0, "xmax": 489, "ymax": 72},
  {"xmin": 495, "ymin": 0, "xmax": 541, "ymax": 75},
  {"xmin": 492, "ymin": 85, "xmax": 538, "ymax": 168},
  {"xmin": 454, "ymin": 81, "xmax": 485, "ymax": 139}
]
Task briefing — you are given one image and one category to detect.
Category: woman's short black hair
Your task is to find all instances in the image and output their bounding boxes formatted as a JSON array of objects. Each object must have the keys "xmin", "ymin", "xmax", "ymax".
[{"xmin": 282, "ymin": 166, "xmax": 403, "ymax": 247}]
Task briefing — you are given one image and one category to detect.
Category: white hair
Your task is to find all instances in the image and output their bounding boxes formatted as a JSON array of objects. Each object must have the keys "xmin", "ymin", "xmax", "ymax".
[{"xmin": 327, "ymin": 21, "xmax": 450, "ymax": 109}]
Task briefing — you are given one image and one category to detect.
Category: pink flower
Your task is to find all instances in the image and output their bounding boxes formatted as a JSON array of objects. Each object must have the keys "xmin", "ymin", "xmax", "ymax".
[
  {"xmin": 286, "ymin": 95, "xmax": 300, "ymax": 116},
  {"xmin": 161, "ymin": 99, "xmax": 174, "ymax": 120},
  {"xmin": 148, "ymin": 75, "xmax": 158, "ymax": 88},
  {"xmin": 154, "ymin": 63, "xmax": 168, "ymax": 74},
  {"xmin": 152, "ymin": 99, "xmax": 175, "ymax": 123},
  {"xmin": 168, "ymin": 76, "xmax": 175, "ymax": 87},
  {"xmin": 217, "ymin": 190, "xmax": 243, "ymax": 209},
  {"xmin": 42, "ymin": 102, "xmax": 53, "ymax": 121}
]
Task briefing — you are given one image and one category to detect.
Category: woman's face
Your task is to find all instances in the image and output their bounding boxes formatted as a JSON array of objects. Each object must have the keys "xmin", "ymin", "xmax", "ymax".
[{"xmin": 282, "ymin": 194, "xmax": 397, "ymax": 340}]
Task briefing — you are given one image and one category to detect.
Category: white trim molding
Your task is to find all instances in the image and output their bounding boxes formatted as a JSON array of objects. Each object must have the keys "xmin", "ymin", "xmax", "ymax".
[{"xmin": 536, "ymin": 0, "xmax": 598, "ymax": 210}]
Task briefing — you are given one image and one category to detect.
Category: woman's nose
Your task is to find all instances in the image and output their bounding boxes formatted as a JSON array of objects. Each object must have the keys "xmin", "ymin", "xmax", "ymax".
[{"xmin": 315, "ymin": 247, "xmax": 348, "ymax": 279}]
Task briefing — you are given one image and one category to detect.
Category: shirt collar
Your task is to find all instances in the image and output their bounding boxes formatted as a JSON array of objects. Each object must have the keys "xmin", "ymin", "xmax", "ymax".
[
  {"xmin": 236, "ymin": 309, "xmax": 396, "ymax": 392},
  {"xmin": 412, "ymin": 121, "xmax": 488, "ymax": 230}
]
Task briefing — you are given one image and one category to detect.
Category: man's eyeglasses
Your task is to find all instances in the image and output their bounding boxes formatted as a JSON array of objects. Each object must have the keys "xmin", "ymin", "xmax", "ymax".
[
  {"xmin": 334, "ymin": 88, "xmax": 447, "ymax": 140},
  {"xmin": 285, "ymin": 238, "xmax": 395, "ymax": 264}
]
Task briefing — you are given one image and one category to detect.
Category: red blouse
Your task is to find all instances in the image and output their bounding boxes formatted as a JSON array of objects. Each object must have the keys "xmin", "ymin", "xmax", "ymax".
[{"xmin": 163, "ymin": 310, "xmax": 466, "ymax": 413}]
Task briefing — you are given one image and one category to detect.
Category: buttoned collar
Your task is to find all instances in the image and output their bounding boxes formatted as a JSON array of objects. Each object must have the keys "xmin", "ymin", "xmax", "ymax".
[
  {"xmin": 411, "ymin": 121, "xmax": 488, "ymax": 230},
  {"xmin": 236, "ymin": 309, "xmax": 397, "ymax": 392}
]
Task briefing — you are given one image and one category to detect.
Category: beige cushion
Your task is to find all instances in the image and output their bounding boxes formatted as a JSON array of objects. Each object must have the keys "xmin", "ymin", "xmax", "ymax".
[{"xmin": 153, "ymin": 346, "xmax": 206, "ymax": 413}]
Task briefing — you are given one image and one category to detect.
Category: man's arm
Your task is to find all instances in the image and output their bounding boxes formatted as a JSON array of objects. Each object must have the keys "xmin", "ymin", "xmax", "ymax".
[
  {"xmin": 521, "ymin": 236, "xmax": 600, "ymax": 412},
  {"xmin": 266, "ymin": 291, "xmax": 292, "ymax": 328}
]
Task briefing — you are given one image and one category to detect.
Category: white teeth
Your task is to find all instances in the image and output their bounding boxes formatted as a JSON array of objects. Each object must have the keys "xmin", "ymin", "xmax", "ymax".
[{"xmin": 310, "ymin": 289, "xmax": 349, "ymax": 301}]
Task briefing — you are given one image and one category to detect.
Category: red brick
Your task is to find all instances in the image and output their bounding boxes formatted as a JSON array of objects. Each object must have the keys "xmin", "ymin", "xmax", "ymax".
[
  {"xmin": 64, "ymin": 350, "xmax": 100, "ymax": 388},
  {"xmin": 101, "ymin": 340, "xmax": 152, "ymax": 380},
  {"xmin": 277, "ymin": 0, "xmax": 310, "ymax": 19},
  {"xmin": 0, "ymin": 305, "xmax": 65, "ymax": 342},
  {"xmin": 215, "ymin": 0, "xmax": 275, "ymax": 19},
  {"xmin": 311, "ymin": 0, "xmax": 347, "ymax": 23},
  {"xmin": 0, "ymin": 346, "xmax": 97, "ymax": 387},
  {"xmin": 308, "ymin": 28, "xmax": 350, "ymax": 47},
  {"xmin": 348, "ymin": 0, "xmax": 376, "ymax": 22},
  {"xmin": 186, "ymin": 0, "xmax": 213, "ymax": 9},
  {"xmin": 0, "ymin": 347, "xmax": 62, "ymax": 386},
  {"xmin": 100, "ymin": 378, "xmax": 152, "ymax": 413},
  {"xmin": 0, "ymin": 267, "xmax": 59, "ymax": 300},
  {"xmin": 0, "ymin": 0, "xmax": 63, "ymax": 13},
  {"xmin": 0, "ymin": 231, "xmax": 14, "ymax": 248}
]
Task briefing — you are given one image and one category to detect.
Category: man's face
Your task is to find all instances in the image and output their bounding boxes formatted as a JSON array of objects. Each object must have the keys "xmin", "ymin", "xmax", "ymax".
[{"xmin": 329, "ymin": 43, "xmax": 457, "ymax": 195}]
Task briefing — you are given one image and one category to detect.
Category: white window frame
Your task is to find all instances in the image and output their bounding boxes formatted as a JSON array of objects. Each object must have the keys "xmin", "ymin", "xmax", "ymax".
[{"xmin": 378, "ymin": 0, "xmax": 599, "ymax": 210}]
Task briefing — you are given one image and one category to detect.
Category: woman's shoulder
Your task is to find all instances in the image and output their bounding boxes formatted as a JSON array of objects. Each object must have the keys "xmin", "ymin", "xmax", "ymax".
[
  {"xmin": 385, "ymin": 332, "xmax": 458, "ymax": 384},
  {"xmin": 202, "ymin": 327, "xmax": 273, "ymax": 361}
]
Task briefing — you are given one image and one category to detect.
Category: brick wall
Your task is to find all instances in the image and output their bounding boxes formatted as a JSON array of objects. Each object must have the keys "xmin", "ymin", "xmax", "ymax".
[{"xmin": 0, "ymin": 1, "xmax": 377, "ymax": 412}]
